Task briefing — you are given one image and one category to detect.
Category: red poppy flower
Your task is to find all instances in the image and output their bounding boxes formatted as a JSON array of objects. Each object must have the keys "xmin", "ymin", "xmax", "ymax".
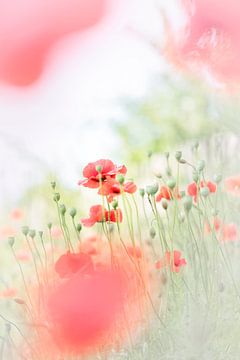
[
  {"xmin": 55, "ymin": 251, "xmax": 94, "ymax": 278},
  {"xmin": 205, "ymin": 217, "xmax": 221, "ymax": 234},
  {"xmin": 81, "ymin": 205, "xmax": 123, "ymax": 227},
  {"xmin": 78, "ymin": 159, "xmax": 127, "ymax": 189},
  {"xmin": 156, "ymin": 250, "xmax": 186, "ymax": 273},
  {"xmin": 98, "ymin": 178, "xmax": 137, "ymax": 201},
  {"xmin": 187, "ymin": 180, "xmax": 216, "ymax": 202},
  {"xmin": 225, "ymin": 175, "xmax": 240, "ymax": 196},
  {"xmin": 0, "ymin": 0, "xmax": 108, "ymax": 86}
]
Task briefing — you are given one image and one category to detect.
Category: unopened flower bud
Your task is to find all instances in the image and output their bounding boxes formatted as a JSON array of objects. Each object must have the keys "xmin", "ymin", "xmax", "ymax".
[
  {"xmin": 76, "ymin": 223, "xmax": 82, "ymax": 233},
  {"xmin": 51, "ymin": 181, "xmax": 56, "ymax": 190},
  {"xmin": 197, "ymin": 160, "xmax": 205, "ymax": 172},
  {"xmin": 175, "ymin": 151, "xmax": 182, "ymax": 161},
  {"xmin": 179, "ymin": 159, "xmax": 186, "ymax": 164},
  {"xmin": 53, "ymin": 192, "xmax": 60, "ymax": 202},
  {"xmin": 112, "ymin": 199, "xmax": 118, "ymax": 210},
  {"xmin": 22, "ymin": 226, "xmax": 29, "ymax": 236},
  {"xmin": 69, "ymin": 208, "xmax": 77, "ymax": 218},
  {"xmin": 139, "ymin": 188, "xmax": 145, "ymax": 197},
  {"xmin": 183, "ymin": 196, "xmax": 192, "ymax": 212},
  {"xmin": 116, "ymin": 174, "xmax": 125, "ymax": 185},
  {"xmin": 167, "ymin": 178, "xmax": 176, "ymax": 190},
  {"xmin": 180, "ymin": 190, "xmax": 186, "ymax": 198},
  {"xmin": 47, "ymin": 223, "xmax": 52, "ymax": 230},
  {"xmin": 200, "ymin": 187, "xmax": 210, "ymax": 197},
  {"xmin": 95, "ymin": 165, "xmax": 102, "ymax": 173},
  {"xmin": 29, "ymin": 229, "xmax": 36, "ymax": 238},
  {"xmin": 162, "ymin": 200, "xmax": 168, "ymax": 210},
  {"xmin": 146, "ymin": 183, "xmax": 159, "ymax": 196},
  {"xmin": 150, "ymin": 227, "xmax": 156, "ymax": 239},
  {"xmin": 38, "ymin": 231, "xmax": 43, "ymax": 238},
  {"xmin": 147, "ymin": 150, "xmax": 153, "ymax": 158},
  {"xmin": 213, "ymin": 174, "xmax": 222, "ymax": 184},
  {"xmin": 59, "ymin": 204, "xmax": 66, "ymax": 216},
  {"xmin": 8, "ymin": 237, "xmax": 15, "ymax": 247},
  {"xmin": 155, "ymin": 172, "xmax": 162, "ymax": 179}
]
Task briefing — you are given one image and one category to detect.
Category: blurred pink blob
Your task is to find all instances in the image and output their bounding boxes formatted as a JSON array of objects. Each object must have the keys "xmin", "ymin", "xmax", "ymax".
[
  {"xmin": 0, "ymin": 0, "xmax": 108, "ymax": 86},
  {"xmin": 165, "ymin": 0, "xmax": 240, "ymax": 84}
]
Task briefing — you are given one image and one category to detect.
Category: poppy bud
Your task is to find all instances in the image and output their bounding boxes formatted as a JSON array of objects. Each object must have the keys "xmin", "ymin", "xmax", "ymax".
[
  {"xmin": 162, "ymin": 200, "xmax": 168, "ymax": 210},
  {"xmin": 175, "ymin": 151, "xmax": 182, "ymax": 161},
  {"xmin": 59, "ymin": 204, "xmax": 66, "ymax": 216},
  {"xmin": 47, "ymin": 223, "xmax": 52, "ymax": 230},
  {"xmin": 150, "ymin": 227, "xmax": 156, "ymax": 239},
  {"xmin": 167, "ymin": 179, "xmax": 176, "ymax": 190},
  {"xmin": 53, "ymin": 193, "xmax": 60, "ymax": 202},
  {"xmin": 213, "ymin": 174, "xmax": 222, "ymax": 184},
  {"xmin": 179, "ymin": 159, "xmax": 186, "ymax": 164},
  {"xmin": 38, "ymin": 231, "xmax": 43, "ymax": 238},
  {"xmin": 14, "ymin": 298, "xmax": 26, "ymax": 305},
  {"xmin": 200, "ymin": 187, "xmax": 210, "ymax": 197},
  {"xmin": 147, "ymin": 150, "xmax": 153, "ymax": 158},
  {"xmin": 180, "ymin": 190, "xmax": 186, "ymax": 198},
  {"xmin": 51, "ymin": 181, "xmax": 56, "ymax": 190},
  {"xmin": 76, "ymin": 223, "xmax": 82, "ymax": 233},
  {"xmin": 112, "ymin": 199, "xmax": 118, "ymax": 210},
  {"xmin": 139, "ymin": 188, "xmax": 145, "ymax": 197},
  {"xmin": 146, "ymin": 183, "xmax": 159, "ymax": 196},
  {"xmin": 116, "ymin": 174, "xmax": 125, "ymax": 185},
  {"xmin": 8, "ymin": 237, "xmax": 15, "ymax": 247},
  {"xmin": 183, "ymin": 196, "xmax": 192, "ymax": 212},
  {"xmin": 69, "ymin": 208, "xmax": 77, "ymax": 218},
  {"xmin": 155, "ymin": 172, "xmax": 162, "ymax": 179},
  {"xmin": 29, "ymin": 229, "xmax": 36, "ymax": 239},
  {"xmin": 197, "ymin": 160, "xmax": 205, "ymax": 172},
  {"xmin": 22, "ymin": 226, "xmax": 29, "ymax": 236},
  {"xmin": 95, "ymin": 165, "xmax": 103, "ymax": 173}
]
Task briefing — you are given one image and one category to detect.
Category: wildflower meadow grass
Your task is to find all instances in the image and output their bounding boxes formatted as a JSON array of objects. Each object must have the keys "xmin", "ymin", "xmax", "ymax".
[{"xmin": 1, "ymin": 140, "xmax": 240, "ymax": 359}]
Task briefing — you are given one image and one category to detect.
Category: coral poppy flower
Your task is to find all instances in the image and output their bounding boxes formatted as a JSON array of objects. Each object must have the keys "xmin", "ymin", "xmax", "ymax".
[
  {"xmin": 0, "ymin": 0, "xmax": 108, "ymax": 86},
  {"xmin": 81, "ymin": 205, "xmax": 123, "ymax": 227},
  {"xmin": 78, "ymin": 159, "xmax": 127, "ymax": 189},
  {"xmin": 187, "ymin": 180, "xmax": 216, "ymax": 202},
  {"xmin": 156, "ymin": 250, "xmax": 186, "ymax": 273},
  {"xmin": 205, "ymin": 217, "xmax": 221, "ymax": 234},
  {"xmin": 99, "ymin": 178, "xmax": 137, "ymax": 201},
  {"xmin": 15, "ymin": 249, "xmax": 31, "ymax": 262},
  {"xmin": 55, "ymin": 251, "xmax": 94, "ymax": 278},
  {"xmin": 0, "ymin": 288, "xmax": 17, "ymax": 298},
  {"xmin": 163, "ymin": 0, "xmax": 240, "ymax": 85},
  {"xmin": 225, "ymin": 175, "xmax": 240, "ymax": 196}
]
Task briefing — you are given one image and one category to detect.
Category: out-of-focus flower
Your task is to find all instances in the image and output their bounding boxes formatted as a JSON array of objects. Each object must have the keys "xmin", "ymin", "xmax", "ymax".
[
  {"xmin": 0, "ymin": 0, "xmax": 108, "ymax": 86},
  {"xmin": 156, "ymin": 185, "xmax": 180, "ymax": 202},
  {"xmin": 0, "ymin": 225, "xmax": 16, "ymax": 239},
  {"xmin": 126, "ymin": 245, "xmax": 142, "ymax": 260},
  {"xmin": 10, "ymin": 209, "xmax": 24, "ymax": 220},
  {"xmin": 55, "ymin": 251, "xmax": 94, "ymax": 278},
  {"xmin": 225, "ymin": 175, "xmax": 240, "ymax": 196},
  {"xmin": 0, "ymin": 287, "xmax": 17, "ymax": 298},
  {"xmin": 222, "ymin": 223, "xmax": 238, "ymax": 242},
  {"xmin": 81, "ymin": 205, "xmax": 122, "ymax": 227},
  {"xmin": 78, "ymin": 159, "xmax": 127, "ymax": 189},
  {"xmin": 156, "ymin": 250, "xmax": 186, "ymax": 273},
  {"xmin": 15, "ymin": 249, "xmax": 31, "ymax": 262},
  {"xmin": 164, "ymin": 0, "xmax": 240, "ymax": 85},
  {"xmin": 187, "ymin": 180, "xmax": 216, "ymax": 202},
  {"xmin": 205, "ymin": 217, "xmax": 221, "ymax": 234}
]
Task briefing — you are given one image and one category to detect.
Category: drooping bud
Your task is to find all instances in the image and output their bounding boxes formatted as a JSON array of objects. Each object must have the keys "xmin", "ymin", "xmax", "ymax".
[
  {"xmin": 8, "ymin": 237, "xmax": 15, "ymax": 247},
  {"xmin": 59, "ymin": 204, "xmax": 66, "ymax": 216},
  {"xmin": 175, "ymin": 151, "xmax": 182, "ymax": 161},
  {"xmin": 183, "ymin": 196, "xmax": 193, "ymax": 212},
  {"xmin": 139, "ymin": 188, "xmax": 145, "ymax": 197},
  {"xmin": 22, "ymin": 226, "xmax": 29, "ymax": 236},
  {"xmin": 112, "ymin": 199, "xmax": 118, "ymax": 210},
  {"xmin": 167, "ymin": 178, "xmax": 176, "ymax": 190},
  {"xmin": 53, "ymin": 192, "xmax": 60, "ymax": 202},
  {"xmin": 69, "ymin": 208, "xmax": 77, "ymax": 218},
  {"xmin": 146, "ymin": 183, "xmax": 159, "ymax": 196},
  {"xmin": 179, "ymin": 159, "xmax": 186, "ymax": 164},
  {"xmin": 162, "ymin": 200, "xmax": 168, "ymax": 210},
  {"xmin": 150, "ymin": 227, "xmax": 156, "ymax": 239},
  {"xmin": 76, "ymin": 223, "xmax": 82, "ymax": 233},
  {"xmin": 29, "ymin": 229, "xmax": 36, "ymax": 239}
]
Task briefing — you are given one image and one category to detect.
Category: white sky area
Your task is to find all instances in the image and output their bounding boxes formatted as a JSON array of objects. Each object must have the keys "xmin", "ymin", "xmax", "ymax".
[{"xmin": 0, "ymin": 0, "xmax": 182, "ymax": 205}]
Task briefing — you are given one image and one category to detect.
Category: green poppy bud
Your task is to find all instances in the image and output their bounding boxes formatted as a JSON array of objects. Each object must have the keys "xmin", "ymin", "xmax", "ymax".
[
  {"xmin": 112, "ymin": 199, "xmax": 118, "ymax": 210},
  {"xmin": 59, "ymin": 204, "xmax": 66, "ymax": 216},
  {"xmin": 47, "ymin": 223, "xmax": 52, "ymax": 230},
  {"xmin": 213, "ymin": 174, "xmax": 222, "ymax": 184},
  {"xmin": 162, "ymin": 200, "xmax": 168, "ymax": 210},
  {"xmin": 183, "ymin": 196, "xmax": 192, "ymax": 212},
  {"xmin": 8, "ymin": 237, "xmax": 15, "ymax": 247},
  {"xmin": 69, "ymin": 208, "xmax": 77, "ymax": 218},
  {"xmin": 139, "ymin": 188, "xmax": 145, "ymax": 197},
  {"xmin": 29, "ymin": 229, "xmax": 36, "ymax": 238},
  {"xmin": 150, "ymin": 227, "xmax": 156, "ymax": 239},
  {"xmin": 116, "ymin": 174, "xmax": 125, "ymax": 185},
  {"xmin": 53, "ymin": 192, "xmax": 60, "ymax": 202},
  {"xmin": 146, "ymin": 183, "xmax": 159, "ymax": 196},
  {"xmin": 22, "ymin": 226, "xmax": 29, "ymax": 236},
  {"xmin": 197, "ymin": 160, "xmax": 205, "ymax": 172},
  {"xmin": 76, "ymin": 223, "xmax": 82, "ymax": 233},
  {"xmin": 175, "ymin": 151, "xmax": 182, "ymax": 161},
  {"xmin": 167, "ymin": 178, "xmax": 176, "ymax": 190},
  {"xmin": 200, "ymin": 187, "xmax": 210, "ymax": 197}
]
